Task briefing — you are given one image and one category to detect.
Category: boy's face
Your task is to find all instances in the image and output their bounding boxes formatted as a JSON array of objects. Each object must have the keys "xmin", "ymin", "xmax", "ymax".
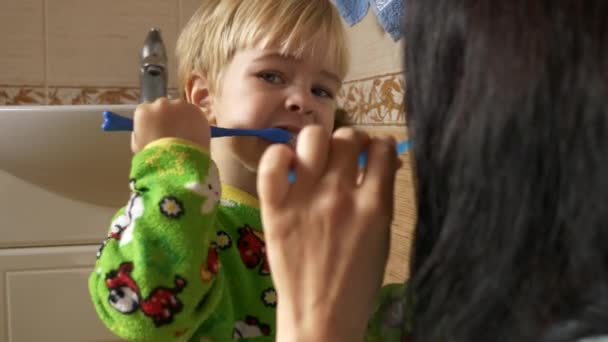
[{"xmin": 209, "ymin": 47, "xmax": 341, "ymax": 171}]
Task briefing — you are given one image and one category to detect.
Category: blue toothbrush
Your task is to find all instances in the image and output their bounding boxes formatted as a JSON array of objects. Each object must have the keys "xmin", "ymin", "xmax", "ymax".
[
  {"xmin": 102, "ymin": 111, "xmax": 294, "ymax": 144},
  {"xmin": 101, "ymin": 111, "xmax": 410, "ymax": 183}
]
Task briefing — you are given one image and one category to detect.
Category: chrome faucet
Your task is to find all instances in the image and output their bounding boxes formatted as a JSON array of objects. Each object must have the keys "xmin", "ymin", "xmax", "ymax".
[{"xmin": 139, "ymin": 28, "xmax": 168, "ymax": 102}]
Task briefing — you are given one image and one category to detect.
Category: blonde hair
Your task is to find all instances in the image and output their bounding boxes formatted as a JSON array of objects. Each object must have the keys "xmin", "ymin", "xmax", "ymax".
[{"xmin": 176, "ymin": 0, "xmax": 349, "ymax": 96}]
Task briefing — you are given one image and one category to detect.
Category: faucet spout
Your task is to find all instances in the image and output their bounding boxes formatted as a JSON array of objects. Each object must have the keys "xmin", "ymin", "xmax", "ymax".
[{"xmin": 139, "ymin": 28, "xmax": 168, "ymax": 103}]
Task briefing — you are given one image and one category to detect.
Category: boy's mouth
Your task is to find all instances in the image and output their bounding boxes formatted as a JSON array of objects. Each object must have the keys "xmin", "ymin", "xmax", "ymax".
[
  {"xmin": 287, "ymin": 136, "xmax": 298, "ymax": 148},
  {"xmin": 275, "ymin": 125, "xmax": 301, "ymax": 136},
  {"xmin": 275, "ymin": 126, "xmax": 300, "ymax": 148}
]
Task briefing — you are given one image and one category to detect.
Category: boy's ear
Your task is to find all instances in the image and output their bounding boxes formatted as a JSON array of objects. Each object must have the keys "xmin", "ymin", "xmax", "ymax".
[{"xmin": 185, "ymin": 74, "xmax": 216, "ymax": 124}]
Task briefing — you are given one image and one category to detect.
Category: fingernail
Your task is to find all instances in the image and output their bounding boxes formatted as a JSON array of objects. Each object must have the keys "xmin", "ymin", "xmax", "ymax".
[{"xmin": 396, "ymin": 158, "xmax": 404, "ymax": 171}]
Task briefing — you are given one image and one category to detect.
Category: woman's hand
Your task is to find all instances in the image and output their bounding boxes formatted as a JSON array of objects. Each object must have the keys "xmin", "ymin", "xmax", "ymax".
[
  {"xmin": 131, "ymin": 97, "xmax": 211, "ymax": 153},
  {"xmin": 258, "ymin": 126, "xmax": 401, "ymax": 341}
]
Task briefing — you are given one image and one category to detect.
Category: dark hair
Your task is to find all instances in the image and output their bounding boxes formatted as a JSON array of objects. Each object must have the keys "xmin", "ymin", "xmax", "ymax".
[{"xmin": 404, "ymin": 1, "xmax": 608, "ymax": 341}]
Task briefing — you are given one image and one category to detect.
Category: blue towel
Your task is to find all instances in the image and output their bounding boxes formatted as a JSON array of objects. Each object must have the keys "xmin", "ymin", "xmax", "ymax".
[
  {"xmin": 369, "ymin": 0, "xmax": 403, "ymax": 40},
  {"xmin": 331, "ymin": 0, "xmax": 369, "ymax": 26},
  {"xmin": 332, "ymin": 0, "xmax": 404, "ymax": 41}
]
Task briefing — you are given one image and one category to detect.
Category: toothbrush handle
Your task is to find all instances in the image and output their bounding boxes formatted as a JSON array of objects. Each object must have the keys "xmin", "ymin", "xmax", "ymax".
[
  {"xmin": 102, "ymin": 111, "xmax": 226, "ymax": 137},
  {"xmin": 102, "ymin": 111, "xmax": 289, "ymax": 142},
  {"xmin": 357, "ymin": 140, "xmax": 411, "ymax": 167},
  {"xmin": 210, "ymin": 126, "xmax": 271, "ymax": 138},
  {"xmin": 210, "ymin": 126, "xmax": 239, "ymax": 138},
  {"xmin": 102, "ymin": 111, "xmax": 134, "ymax": 131}
]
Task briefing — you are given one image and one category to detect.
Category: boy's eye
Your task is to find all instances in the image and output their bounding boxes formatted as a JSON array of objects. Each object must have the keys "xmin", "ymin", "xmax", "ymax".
[
  {"xmin": 258, "ymin": 72, "xmax": 284, "ymax": 85},
  {"xmin": 312, "ymin": 87, "xmax": 334, "ymax": 99}
]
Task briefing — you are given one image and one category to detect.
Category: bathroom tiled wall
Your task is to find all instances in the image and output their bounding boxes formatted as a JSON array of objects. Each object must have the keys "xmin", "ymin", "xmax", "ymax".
[
  {"xmin": 0, "ymin": 0, "xmax": 201, "ymax": 105},
  {"xmin": 0, "ymin": 0, "xmax": 412, "ymax": 282},
  {"xmin": 0, "ymin": 0, "xmax": 405, "ymax": 125}
]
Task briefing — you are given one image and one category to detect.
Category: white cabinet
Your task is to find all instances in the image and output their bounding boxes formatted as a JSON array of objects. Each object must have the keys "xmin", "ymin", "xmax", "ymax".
[
  {"xmin": 0, "ymin": 245, "xmax": 121, "ymax": 342},
  {"xmin": 0, "ymin": 104, "xmax": 135, "ymax": 341},
  {"xmin": 0, "ymin": 163, "xmax": 126, "ymax": 342}
]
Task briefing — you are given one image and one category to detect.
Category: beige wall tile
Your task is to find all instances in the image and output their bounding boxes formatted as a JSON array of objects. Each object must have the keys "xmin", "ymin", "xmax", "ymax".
[
  {"xmin": 47, "ymin": 0, "xmax": 179, "ymax": 88},
  {"xmin": 343, "ymin": 12, "xmax": 403, "ymax": 82},
  {"xmin": 0, "ymin": 0, "xmax": 45, "ymax": 86},
  {"xmin": 179, "ymin": 0, "xmax": 201, "ymax": 29}
]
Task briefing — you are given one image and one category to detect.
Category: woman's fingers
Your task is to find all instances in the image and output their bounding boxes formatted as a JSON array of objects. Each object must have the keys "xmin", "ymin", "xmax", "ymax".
[
  {"xmin": 258, "ymin": 144, "xmax": 295, "ymax": 209},
  {"xmin": 325, "ymin": 128, "xmax": 370, "ymax": 185},
  {"xmin": 359, "ymin": 137, "xmax": 400, "ymax": 211},
  {"xmin": 292, "ymin": 126, "xmax": 330, "ymax": 189}
]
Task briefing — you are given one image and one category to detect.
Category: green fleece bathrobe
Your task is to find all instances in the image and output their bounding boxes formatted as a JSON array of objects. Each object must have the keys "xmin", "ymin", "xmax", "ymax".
[{"xmin": 89, "ymin": 138, "xmax": 409, "ymax": 342}]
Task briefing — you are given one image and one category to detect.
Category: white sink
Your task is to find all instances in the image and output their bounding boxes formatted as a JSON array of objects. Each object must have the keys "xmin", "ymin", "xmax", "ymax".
[{"xmin": 0, "ymin": 105, "xmax": 136, "ymax": 207}]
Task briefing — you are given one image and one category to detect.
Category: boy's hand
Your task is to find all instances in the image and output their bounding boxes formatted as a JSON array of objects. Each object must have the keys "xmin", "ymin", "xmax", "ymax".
[
  {"xmin": 131, "ymin": 97, "xmax": 211, "ymax": 153},
  {"xmin": 258, "ymin": 126, "xmax": 400, "ymax": 341}
]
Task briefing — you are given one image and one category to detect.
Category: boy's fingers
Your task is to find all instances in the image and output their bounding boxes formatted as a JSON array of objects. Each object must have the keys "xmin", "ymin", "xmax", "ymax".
[
  {"xmin": 359, "ymin": 137, "xmax": 399, "ymax": 206},
  {"xmin": 293, "ymin": 126, "xmax": 330, "ymax": 187},
  {"xmin": 131, "ymin": 132, "xmax": 140, "ymax": 154},
  {"xmin": 258, "ymin": 144, "xmax": 295, "ymax": 209}
]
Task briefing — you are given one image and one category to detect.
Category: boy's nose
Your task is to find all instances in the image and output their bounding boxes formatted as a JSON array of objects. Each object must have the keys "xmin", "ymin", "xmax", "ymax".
[{"xmin": 285, "ymin": 88, "xmax": 314, "ymax": 115}]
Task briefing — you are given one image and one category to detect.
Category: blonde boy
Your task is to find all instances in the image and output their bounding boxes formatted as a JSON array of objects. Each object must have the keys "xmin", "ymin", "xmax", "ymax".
[{"xmin": 89, "ymin": 0, "xmax": 349, "ymax": 341}]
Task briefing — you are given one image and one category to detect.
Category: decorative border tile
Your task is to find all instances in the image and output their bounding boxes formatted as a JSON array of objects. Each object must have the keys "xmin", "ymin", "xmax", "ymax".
[
  {"xmin": 337, "ymin": 72, "xmax": 406, "ymax": 125},
  {"xmin": 0, "ymin": 86, "xmax": 181, "ymax": 105},
  {"xmin": 2, "ymin": 73, "xmax": 407, "ymax": 125},
  {"xmin": 0, "ymin": 87, "xmax": 46, "ymax": 105},
  {"xmin": 47, "ymin": 87, "xmax": 140, "ymax": 105}
]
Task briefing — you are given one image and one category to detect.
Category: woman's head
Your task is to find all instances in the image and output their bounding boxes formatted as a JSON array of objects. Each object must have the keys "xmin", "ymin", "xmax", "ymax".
[{"xmin": 404, "ymin": 1, "xmax": 608, "ymax": 340}]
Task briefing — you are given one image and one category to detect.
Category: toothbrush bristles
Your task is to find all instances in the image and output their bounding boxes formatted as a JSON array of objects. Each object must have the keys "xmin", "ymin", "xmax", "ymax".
[{"xmin": 288, "ymin": 134, "xmax": 298, "ymax": 147}]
